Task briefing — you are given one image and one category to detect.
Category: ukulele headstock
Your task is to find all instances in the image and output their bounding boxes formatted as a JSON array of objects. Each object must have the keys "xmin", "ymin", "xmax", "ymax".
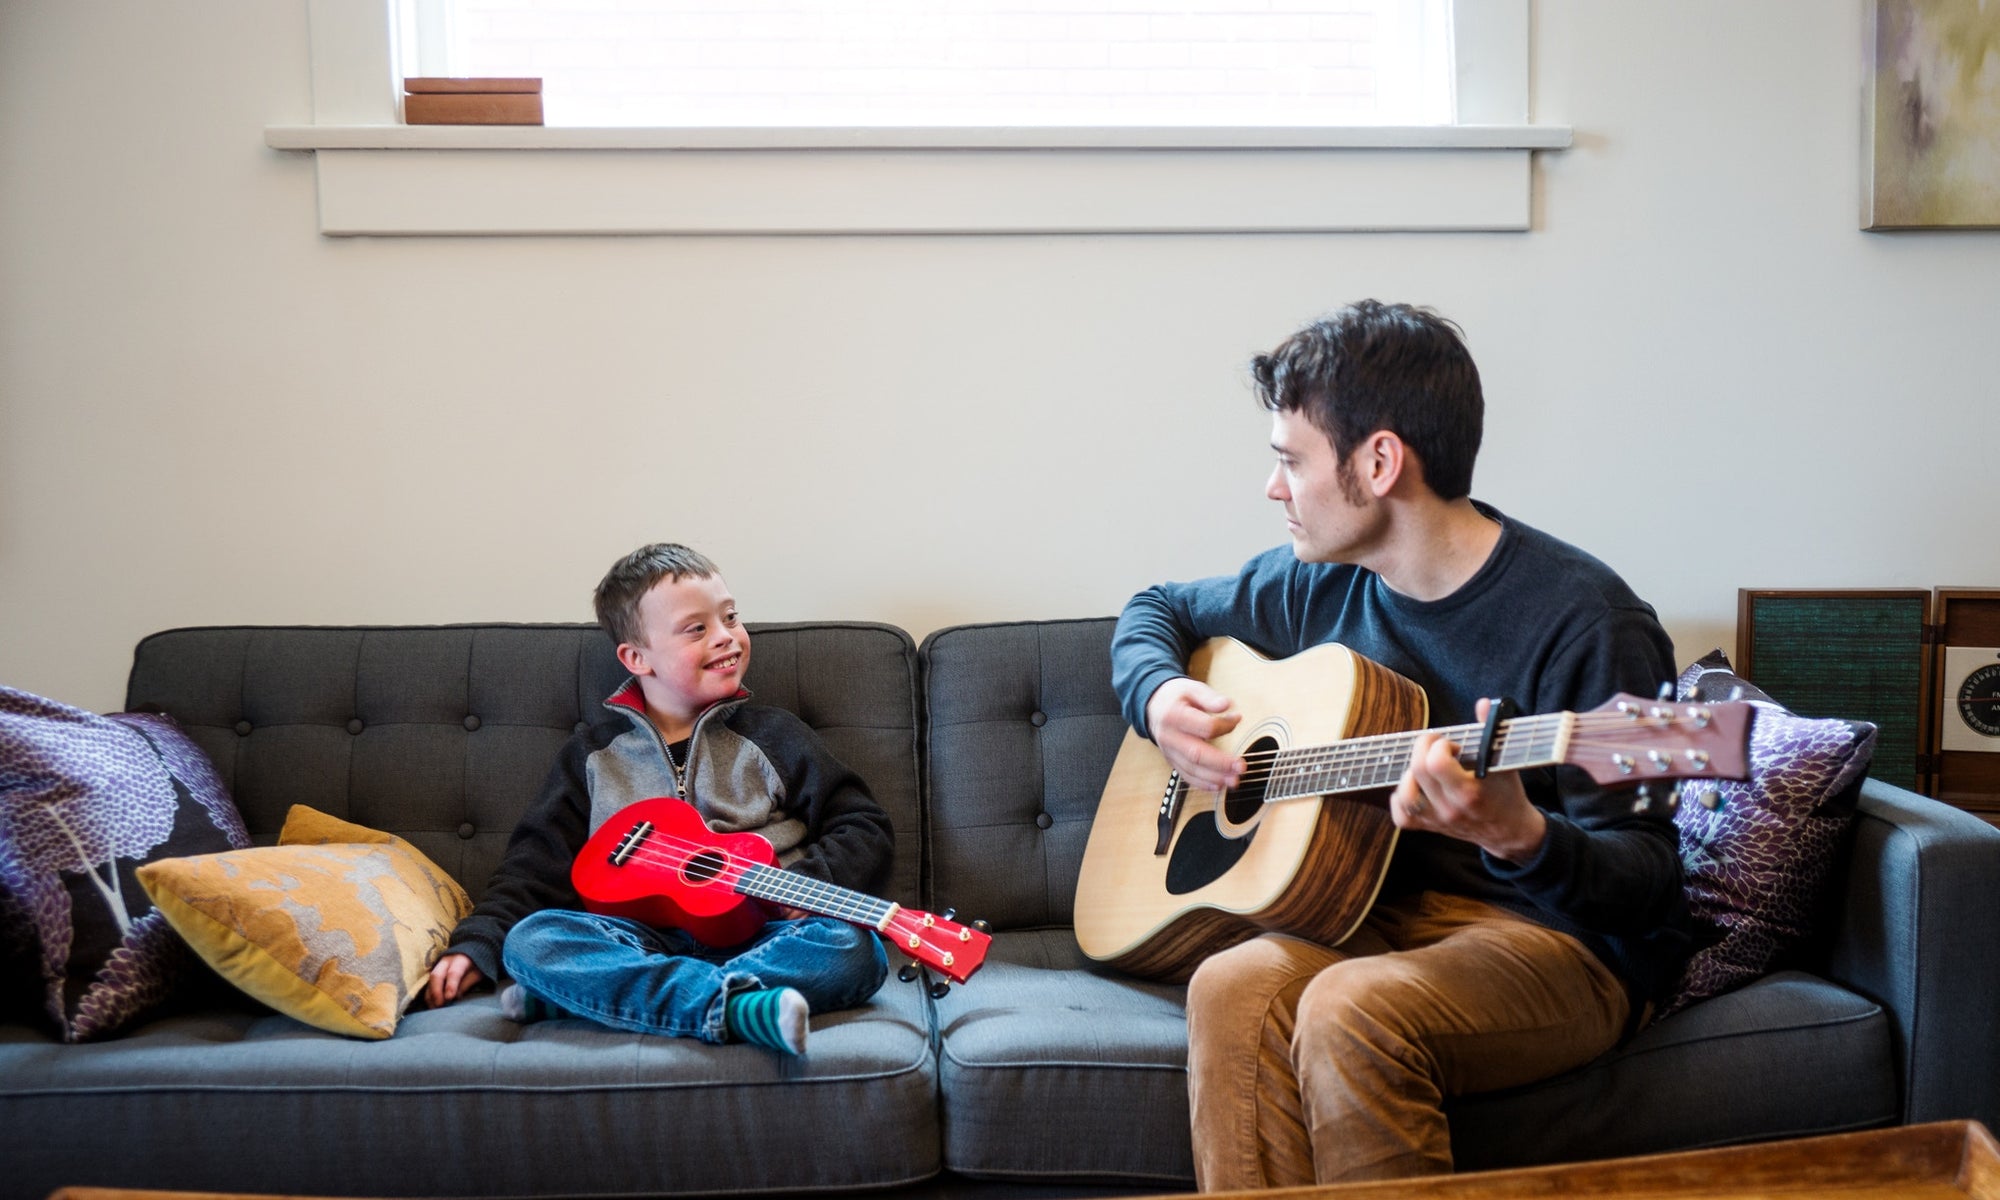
[
  {"xmin": 884, "ymin": 906, "xmax": 991, "ymax": 985},
  {"xmin": 1569, "ymin": 695, "xmax": 1755, "ymax": 789}
]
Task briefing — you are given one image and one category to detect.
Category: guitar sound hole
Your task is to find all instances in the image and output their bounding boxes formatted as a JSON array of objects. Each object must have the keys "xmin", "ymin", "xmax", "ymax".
[
  {"xmin": 683, "ymin": 849, "xmax": 728, "ymax": 886},
  {"xmin": 1222, "ymin": 736, "xmax": 1277, "ymax": 824}
]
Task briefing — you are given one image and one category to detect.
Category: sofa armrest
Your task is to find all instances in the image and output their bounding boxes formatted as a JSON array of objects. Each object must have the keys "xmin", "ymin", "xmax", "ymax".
[{"xmin": 1822, "ymin": 777, "xmax": 2000, "ymax": 1129}]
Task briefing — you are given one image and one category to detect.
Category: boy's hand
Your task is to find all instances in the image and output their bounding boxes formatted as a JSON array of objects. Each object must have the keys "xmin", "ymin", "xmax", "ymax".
[{"xmin": 426, "ymin": 952, "xmax": 485, "ymax": 1009}]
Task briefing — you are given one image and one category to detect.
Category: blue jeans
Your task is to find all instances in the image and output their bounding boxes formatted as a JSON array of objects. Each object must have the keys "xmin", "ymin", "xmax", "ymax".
[{"xmin": 500, "ymin": 909, "xmax": 889, "ymax": 1043}]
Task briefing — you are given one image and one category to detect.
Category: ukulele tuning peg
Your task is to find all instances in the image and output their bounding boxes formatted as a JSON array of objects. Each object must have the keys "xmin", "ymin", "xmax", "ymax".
[
  {"xmin": 897, "ymin": 962, "xmax": 920, "ymax": 984},
  {"xmin": 1656, "ymin": 681, "xmax": 1674, "ymax": 701},
  {"xmin": 1631, "ymin": 784, "xmax": 1656, "ymax": 814},
  {"xmin": 972, "ymin": 918, "xmax": 992, "ymax": 933},
  {"xmin": 941, "ymin": 908, "xmax": 958, "ymax": 922},
  {"xmin": 928, "ymin": 980, "xmax": 952, "ymax": 1000}
]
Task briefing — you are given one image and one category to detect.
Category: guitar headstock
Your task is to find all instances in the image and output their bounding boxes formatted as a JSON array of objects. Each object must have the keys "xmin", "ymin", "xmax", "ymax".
[
  {"xmin": 1566, "ymin": 695, "xmax": 1755, "ymax": 788},
  {"xmin": 884, "ymin": 906, "xmax": 991, "ymax": 984}
]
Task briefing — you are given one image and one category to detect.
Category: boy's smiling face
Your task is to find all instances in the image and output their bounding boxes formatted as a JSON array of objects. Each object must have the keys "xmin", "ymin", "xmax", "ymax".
[{"xmin": 616, "ymin": 572, "xmax": 750, "ymax": 736}]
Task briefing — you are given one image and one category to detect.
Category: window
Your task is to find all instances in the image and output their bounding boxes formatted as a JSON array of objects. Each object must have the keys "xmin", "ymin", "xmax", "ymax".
[
  {"xmin": 398, "ymin": 0, "xmax": 1456, "ymax": 128},
  {"xmin": 270, "ymin": 0, "xmax": 1564, "ymax": 236}
]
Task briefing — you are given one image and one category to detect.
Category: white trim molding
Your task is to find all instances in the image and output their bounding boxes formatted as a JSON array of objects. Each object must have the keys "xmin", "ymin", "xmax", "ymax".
[{"xmin": 272, "ymin": 0, "xmax": 1569, "ymax": 237}]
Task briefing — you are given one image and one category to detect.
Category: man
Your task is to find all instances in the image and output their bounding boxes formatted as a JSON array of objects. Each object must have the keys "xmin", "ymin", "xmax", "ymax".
[{"xmin": 1109, "ymin": 300, "xmax": 1689, "ymax": 1188}]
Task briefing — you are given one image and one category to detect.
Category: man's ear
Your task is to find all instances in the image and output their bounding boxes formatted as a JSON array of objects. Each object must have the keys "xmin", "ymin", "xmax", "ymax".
[
  {"xmin": 1361, "ymin": 430, "xmax": 1408, "ymax": 497},
  {"xmin": 615, "ymin": 642, "xmax": 653, "ymax": 676}
]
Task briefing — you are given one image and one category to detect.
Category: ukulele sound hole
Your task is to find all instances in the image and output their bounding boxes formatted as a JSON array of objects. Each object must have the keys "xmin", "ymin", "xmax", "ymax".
[{"xmin": 682, "ymin": 849, "xmax": 728, "ymax": 886}]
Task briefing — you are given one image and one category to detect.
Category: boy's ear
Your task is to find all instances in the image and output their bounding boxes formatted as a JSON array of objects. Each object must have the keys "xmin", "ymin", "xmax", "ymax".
[{"xmin": 615, "ymin": 642, "xmax": 653, "ymax": 677}]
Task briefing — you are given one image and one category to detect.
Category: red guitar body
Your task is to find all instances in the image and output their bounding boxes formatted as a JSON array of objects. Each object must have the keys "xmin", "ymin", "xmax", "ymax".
[
  {"xmin": 571, "ymin": 796, "xmax": 991, "ymax": 983},
  {"xmin": 573, "ymin": 796, "xmax": 777, "ymax": 948}
]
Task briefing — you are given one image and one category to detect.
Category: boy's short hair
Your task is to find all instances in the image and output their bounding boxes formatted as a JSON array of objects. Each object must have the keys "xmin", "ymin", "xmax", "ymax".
[
  {"xmin": 1250, "ymin": 299, "xmax": 1483, "ymax": 500},
  {"xmin": 594, "ymin": 543, "xmax": 720, "ymax": 648}
]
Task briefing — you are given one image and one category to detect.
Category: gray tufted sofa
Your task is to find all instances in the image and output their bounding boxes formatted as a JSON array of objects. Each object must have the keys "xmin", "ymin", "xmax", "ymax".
[{"xmin": 3, "ymin": 618, "xmax": 1997, "ymax": 1199}]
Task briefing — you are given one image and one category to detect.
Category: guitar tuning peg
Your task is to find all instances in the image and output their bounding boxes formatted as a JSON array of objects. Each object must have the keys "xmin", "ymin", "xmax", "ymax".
[
  {"xmin": 897, "ymin": 962, "xmax": 920, "ymax": 984},
  {"xmin": 972, "ymin": 918, "xmax": 992, "ymax": 933},
  {"xmin": 1656, "ymin": 681, "xmax": 1674, "ymax": 701},
  {"xmin": 928, "ymin": 980, "xmax": 952, "ymax": 1000},
  {"xmin": 1664, "ymin": 782, "xmax": 1683, "ymax": 813},
  {"xmin": 1631, "ymin": 783, "xmax": 1655, "ymax": 814},
  {"xmin": 941, "ymin": 908, "xmax": 958, "ymax": 922}
]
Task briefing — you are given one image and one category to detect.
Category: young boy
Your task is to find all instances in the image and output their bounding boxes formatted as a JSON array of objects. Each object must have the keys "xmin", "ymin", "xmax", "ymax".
[{"xmin": 424, "ymin": 543, "xmax": 893, "ymax": 1054}]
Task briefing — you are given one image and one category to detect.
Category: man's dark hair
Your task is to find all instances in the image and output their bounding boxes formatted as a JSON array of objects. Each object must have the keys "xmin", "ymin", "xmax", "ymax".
[
  {"xmin": 1250, "ymin": 299, "xmax": 1484, "ymax": 500},
  {"xmin": 593, "ymin": 543, "xmax": 720, "ymax": 648}
]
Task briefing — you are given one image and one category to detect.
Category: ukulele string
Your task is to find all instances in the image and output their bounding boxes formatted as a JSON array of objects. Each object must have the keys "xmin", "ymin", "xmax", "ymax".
[{"xmin": 607, "ymin": 831, "xmax": 891, "ymax": 923}]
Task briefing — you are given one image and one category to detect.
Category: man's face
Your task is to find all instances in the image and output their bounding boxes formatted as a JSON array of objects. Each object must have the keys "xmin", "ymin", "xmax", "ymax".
[
  {"xmin": 622, "ymin": 572, "xmax": 750, "ymax": 720},
  {"xmin": 1265, "ymin": 407, "xmax": 1381, "ymax": 565}
]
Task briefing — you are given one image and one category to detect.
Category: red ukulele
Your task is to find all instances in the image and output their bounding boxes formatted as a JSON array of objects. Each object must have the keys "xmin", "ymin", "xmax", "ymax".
[{"xmin": 572, "ymin": 796, "xmax": 990, "ymax": 985}]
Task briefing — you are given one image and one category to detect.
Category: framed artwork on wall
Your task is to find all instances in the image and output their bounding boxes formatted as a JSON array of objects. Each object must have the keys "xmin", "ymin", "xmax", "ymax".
[{"xmin": 1862, "ymin": 0, "xmax": 2000, "ymax": 230}]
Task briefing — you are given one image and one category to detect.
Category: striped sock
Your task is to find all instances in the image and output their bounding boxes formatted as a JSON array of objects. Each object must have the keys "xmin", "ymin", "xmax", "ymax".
[{"xmin": 725, "ymin": 987, "xmax": 809, "ymax": 1055}]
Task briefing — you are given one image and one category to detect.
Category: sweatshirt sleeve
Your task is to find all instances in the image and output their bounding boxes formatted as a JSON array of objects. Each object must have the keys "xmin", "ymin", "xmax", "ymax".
[
  {"xmin": 1483, "ymin": 606, "xmax": 1688, "ymax": 939},
  {"xmin": 443, "ymin": 733, "xmax": 594, "ymax": 982},
  {"xmin": 1110, "ymin": 547, "xmax": 1312, "ymax": 738}
]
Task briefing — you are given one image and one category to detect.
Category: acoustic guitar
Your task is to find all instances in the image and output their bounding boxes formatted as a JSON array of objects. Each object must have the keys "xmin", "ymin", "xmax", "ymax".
[
  {"xmin": 1073, "ymin": 639, "xmax": 1753, "ymax": 982},
  {"xmin": 573, "ymin": 796, "xmax": 990, "ymax": 984}
]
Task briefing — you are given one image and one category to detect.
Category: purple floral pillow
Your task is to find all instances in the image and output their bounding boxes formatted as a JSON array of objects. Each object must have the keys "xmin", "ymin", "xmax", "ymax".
[
  {"xmin": 0, "ymin": 686, "xmax": 249, "ymax": 1041},
  {"xmin": 1662, "ymin": 651, "xmax": 1877, "ymax": 1017}
]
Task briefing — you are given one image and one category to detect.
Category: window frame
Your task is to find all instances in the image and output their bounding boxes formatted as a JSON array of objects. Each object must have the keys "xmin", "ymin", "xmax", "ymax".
[{"xmin": 267, "ymin": 0, "xmax": 1568, "ymax": 236}]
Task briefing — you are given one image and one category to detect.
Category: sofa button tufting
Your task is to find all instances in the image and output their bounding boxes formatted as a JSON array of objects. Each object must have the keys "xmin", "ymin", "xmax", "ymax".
[
  {"xmin": 1030, "ymin": 711, "xmax": 1047, "ymax": 727},
  {"xmin": 1035, "ymin": 812, "xmax": 1053, "ymax": 830},
  {"xmin": 234, "ymin": 720, "xmax": 252, "ymax": 736},
  {"xmin": 458, "ymin": 822, "xmax": 476, "ymax": 839},
  {"xmin": 463, "ymin": 715, "xmax": 481, "ymax": 732},
  {"xmin": 346, "ymin": 719, "xmax": 364, "ymax": 735}
]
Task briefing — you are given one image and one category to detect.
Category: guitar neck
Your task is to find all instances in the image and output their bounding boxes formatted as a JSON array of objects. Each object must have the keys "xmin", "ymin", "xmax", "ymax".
[
  {"xmin": 733, "ymin": 862, "xmax": 898, "ymax": 931},
  {"xmin": 1263, "ymin": 712, "xmax": 1571, "ymax": 802}
]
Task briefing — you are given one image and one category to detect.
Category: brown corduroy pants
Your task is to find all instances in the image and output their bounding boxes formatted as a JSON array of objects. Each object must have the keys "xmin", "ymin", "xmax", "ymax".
[{"xmin": 1184, "ymin": 891, "xmax": 1630, "ymax": 1190}]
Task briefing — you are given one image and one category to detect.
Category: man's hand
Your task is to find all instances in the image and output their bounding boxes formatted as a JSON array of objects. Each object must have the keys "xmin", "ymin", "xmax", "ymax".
[
  {"xmin": 426, "ymin": 952, "xmax": 485, "ymax": 1009},
  {"xmin": 1389, "ymin": 698, "xmax": 1549, "ymax": 865},
  {"xmin": 1145, "ymin": 676, "xmax": 1244, "ymax": 792}
]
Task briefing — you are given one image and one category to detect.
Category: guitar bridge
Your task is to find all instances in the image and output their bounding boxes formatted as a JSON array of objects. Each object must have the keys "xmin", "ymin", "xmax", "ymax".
[
  {"xmin": 609, "ymin": 819, "xmax": 654, "ymax": 867},
  {"xmin": 1154, "ymin": 772, "xmax": 1182, "ymax": 857}
]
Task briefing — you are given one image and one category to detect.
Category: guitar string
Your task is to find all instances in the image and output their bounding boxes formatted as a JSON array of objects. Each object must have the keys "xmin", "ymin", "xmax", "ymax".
[{"xmin": 1207, "ymin": 711, "xmax": 1729, "ymax": 795}]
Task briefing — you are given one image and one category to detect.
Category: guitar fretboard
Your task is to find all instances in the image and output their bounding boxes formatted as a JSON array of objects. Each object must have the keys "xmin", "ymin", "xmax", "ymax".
[{"xmin": 1262, "ymin": 712, "xmax": 1572, "ymax": 802}]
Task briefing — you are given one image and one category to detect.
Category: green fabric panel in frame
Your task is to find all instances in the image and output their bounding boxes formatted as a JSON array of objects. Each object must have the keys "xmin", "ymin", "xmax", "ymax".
[{"xmin": 1742, "ymin": 592, "xmax": 1928, "ymax": 793}]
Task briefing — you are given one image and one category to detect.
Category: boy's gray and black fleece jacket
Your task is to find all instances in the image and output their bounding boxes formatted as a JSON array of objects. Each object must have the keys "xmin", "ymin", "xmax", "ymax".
[{"xmin": 445, "ymin": 679, "xmax": 895, "ymax": 983}]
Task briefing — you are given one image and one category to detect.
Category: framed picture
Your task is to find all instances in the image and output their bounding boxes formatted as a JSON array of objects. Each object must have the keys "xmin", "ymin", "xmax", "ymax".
[{"xmin": 1862, "ymin": 0, "xmax": 2000, "ymax": 230}]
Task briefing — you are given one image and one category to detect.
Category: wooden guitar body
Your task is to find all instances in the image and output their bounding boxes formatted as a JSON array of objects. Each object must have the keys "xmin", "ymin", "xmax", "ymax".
[{"xmin": 1073, "ymin": 639, "xmax": 1427, "ymax": 982}]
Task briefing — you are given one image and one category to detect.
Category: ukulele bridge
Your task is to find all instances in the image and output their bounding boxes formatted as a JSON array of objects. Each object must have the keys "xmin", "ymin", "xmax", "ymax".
[{"xmin": 609, "ymin": 819, "xmax": 654, "ymax": 867}]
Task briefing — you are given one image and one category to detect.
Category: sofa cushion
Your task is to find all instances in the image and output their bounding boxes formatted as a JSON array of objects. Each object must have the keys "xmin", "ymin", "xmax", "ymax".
[
  {"xmin": 933, "ymin": 928, "xmax": 1193, "ymax": 1186},
  {"xmin": 1667, "ymin": 651, "xmax": 1877, "ymax": 1015},
  {"xmin": 137, "ymin": 805, "xmax": 472, "ymax": 1039},
  {"xmin": 0, "ymin": 687, "xmax": 250, "ymax": 1041},
  {"xmin": 1449, "ymin": 970, "xmax": 1895, "ymax": 1168},
  {"xmin": 921, "ymin": 619, "xmax": 1127, "ymax": 929},
  {"xmin": 0, "ymin": 973, "xmax": 941, "ymax": 1199},
  {"xmin": 123, "ymin": 623, "xmax": 923, "ymax": 908}
]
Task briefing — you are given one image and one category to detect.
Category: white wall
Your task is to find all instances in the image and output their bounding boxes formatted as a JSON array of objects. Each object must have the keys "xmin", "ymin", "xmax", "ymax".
[{"xmin": 3, "ymin": 1, "xmax": 1996, "ymax": 715}]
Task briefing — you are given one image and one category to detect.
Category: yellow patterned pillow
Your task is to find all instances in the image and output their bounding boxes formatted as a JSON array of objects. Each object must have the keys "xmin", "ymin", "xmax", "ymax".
[{"xmin": 136, "ymin": 805, "xmax": 472, "ymax": 1039}]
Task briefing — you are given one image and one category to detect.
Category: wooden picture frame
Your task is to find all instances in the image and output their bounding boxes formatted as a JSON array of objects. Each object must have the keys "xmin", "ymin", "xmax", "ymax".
[{"xmin": 1931, "ymin": 589, "xmax": 2000, "ymax": 813}]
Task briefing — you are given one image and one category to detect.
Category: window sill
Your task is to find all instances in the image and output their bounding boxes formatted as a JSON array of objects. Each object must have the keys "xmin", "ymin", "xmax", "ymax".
[{"xmin": 264, "ymin": 123, "xmax": 1573, "ymax": 236}]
